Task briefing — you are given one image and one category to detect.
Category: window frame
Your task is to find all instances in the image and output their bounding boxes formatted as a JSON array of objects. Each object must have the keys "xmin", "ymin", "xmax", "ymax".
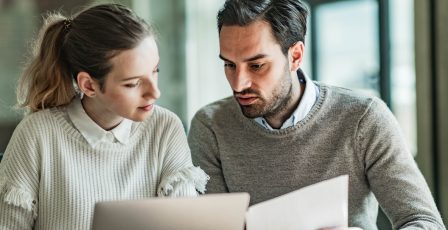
[{"xmin": 306, "ymin": 0, "xmax": 391, "ymax": 107}]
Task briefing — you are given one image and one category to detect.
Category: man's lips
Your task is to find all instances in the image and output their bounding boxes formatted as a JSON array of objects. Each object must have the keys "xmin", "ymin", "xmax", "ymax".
[
  {"xmin": 236, "ymin": 96, "xmax": 258, "ymax": 106},
  {"xmin": 139, "ymin": 104, "xmax": 154, "ymax": 111}
]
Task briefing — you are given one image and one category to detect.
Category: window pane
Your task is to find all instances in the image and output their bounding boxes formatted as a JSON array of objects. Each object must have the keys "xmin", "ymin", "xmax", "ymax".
[
  {"xmin": 315, "ymin": 0, "xmax": 380, "ymax": 97},
  {"xmin": 390, "ymin": 0, "xmax": 416, "ymax": 155},
  {"xmin": 185, "ymin": 0, "xmax": 232, "ymax": 124},
  {"xmin": 0, "ymin": 0, "xmax": 35, "ymax": 123}
]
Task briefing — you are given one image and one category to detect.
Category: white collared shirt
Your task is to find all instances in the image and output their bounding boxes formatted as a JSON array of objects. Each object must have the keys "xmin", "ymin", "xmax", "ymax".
[
  {"xmin": 254, "ymin": 70, "xmax": 320, "ymax": 130},
  {"xmin": 67, "ymin": 97, "xmax": 133, "ymax": 147}
]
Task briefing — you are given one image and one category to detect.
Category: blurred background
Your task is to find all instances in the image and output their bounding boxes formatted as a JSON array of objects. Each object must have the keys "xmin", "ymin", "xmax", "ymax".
[{"xmin": 0, "ymin": 0, "xmax": 446, "ymax": 228}]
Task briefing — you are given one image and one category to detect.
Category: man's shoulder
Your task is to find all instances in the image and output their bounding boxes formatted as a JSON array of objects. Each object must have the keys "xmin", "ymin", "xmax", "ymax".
[
  {"xmin": 192, "ymin": 96, "xmax": 237, "ymax": 123},
  {"xmin": 318, "ymin": 84, "xmax": 388, "ymax": 119},
  {"xmin": 321, "ymin": 84, "xmax": 380, "ymax": 109}
]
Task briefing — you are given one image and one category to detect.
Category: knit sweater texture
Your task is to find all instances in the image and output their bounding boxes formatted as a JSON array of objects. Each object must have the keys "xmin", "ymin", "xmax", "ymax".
[
  {"xmin": 0, "ymin": 104, "xmax": 209, "ymax": 229},
  {"xmin": 188, "ymin": 84, "xmax": 445, "ymax": 230}
]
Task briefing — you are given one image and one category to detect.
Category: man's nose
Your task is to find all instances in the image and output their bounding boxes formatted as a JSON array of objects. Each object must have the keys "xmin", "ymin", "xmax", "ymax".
[{"xmin": 231, "ymin": 68, "xmax": 251, "ymax": 93}]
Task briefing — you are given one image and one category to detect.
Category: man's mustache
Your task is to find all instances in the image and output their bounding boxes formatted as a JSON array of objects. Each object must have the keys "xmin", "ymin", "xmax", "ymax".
[{"xmin": 233, "ymin": 88, "xmax": 260, "ymax": 97}]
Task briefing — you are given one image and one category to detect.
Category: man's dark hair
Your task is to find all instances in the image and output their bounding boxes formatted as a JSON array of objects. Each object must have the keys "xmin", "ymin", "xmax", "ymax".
[{"xmin": 217, "ymin": 0, "xmax": 309, "ymax": 55}]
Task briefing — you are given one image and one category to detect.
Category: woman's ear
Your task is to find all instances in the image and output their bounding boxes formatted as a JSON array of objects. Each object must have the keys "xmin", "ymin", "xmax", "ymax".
[
  {"xmin": 77, "ymin": 72, "xmax": 98, "ymax": 97},
  {"xmin": 288, "ymin": 41, "xmax": 305, "ymax": 72}
]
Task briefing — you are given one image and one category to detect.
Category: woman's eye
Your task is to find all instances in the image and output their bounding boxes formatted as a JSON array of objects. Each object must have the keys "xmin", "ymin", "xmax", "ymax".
[
  {"xmin": 153, "ymin": 68, "xmax": 160, "ymax": 73},
  {"xmin": 125, "ymin": 81, "xmax": 140, "ymax": 88}
]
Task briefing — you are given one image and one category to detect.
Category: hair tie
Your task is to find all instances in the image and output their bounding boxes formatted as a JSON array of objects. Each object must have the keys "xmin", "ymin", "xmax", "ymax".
[{"xmin": 63, "ymin": 19, "xmax": 72, "ymax": 32}]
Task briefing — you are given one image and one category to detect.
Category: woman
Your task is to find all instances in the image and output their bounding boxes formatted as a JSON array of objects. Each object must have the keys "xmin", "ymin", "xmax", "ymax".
[{"xmin": 0, "ymin": 4, "xmax": 208, "ymax": 229}]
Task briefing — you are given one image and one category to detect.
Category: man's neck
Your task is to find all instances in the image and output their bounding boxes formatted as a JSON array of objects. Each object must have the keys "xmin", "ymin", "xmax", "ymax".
[{"xmin": 264, "ymin": 74, "xmax": 305, "ymax": 129}]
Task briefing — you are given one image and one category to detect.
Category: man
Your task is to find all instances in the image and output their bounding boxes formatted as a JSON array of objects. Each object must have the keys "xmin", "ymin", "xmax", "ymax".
[{"xmin": 188, "ymin": 0, "xmax": 445, "ymax": 229}]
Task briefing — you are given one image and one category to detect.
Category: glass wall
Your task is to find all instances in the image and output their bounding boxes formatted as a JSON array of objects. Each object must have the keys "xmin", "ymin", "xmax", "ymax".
[
  {"xmin": 0, "ymin": 0, "xmax": 35, "ymax": 124},
  {"xmin": 389, "ymin": 0, "xmax": 416, "ymax": 156},
  {"xmin": 185, "ymin": 0, "xmax": 231, "ymax": 125},
  {"xmin": 314, "ymin": 0, "xmax": 380, "ymax": 96}
]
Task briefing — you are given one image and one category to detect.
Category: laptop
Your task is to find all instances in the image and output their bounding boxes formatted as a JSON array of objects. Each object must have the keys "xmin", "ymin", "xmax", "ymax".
[{"xmin": 91, "ymin": 193, "xmax": 250, "ymax": 230}]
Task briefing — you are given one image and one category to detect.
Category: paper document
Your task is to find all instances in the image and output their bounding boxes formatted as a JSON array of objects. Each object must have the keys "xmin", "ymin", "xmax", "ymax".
[{"xmin": 245, "ymin": 175, "xmax": 348, "ymax": 230}]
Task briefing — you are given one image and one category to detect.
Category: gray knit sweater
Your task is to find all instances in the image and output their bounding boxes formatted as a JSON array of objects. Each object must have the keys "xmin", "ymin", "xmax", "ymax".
[
  {"xmin": 188, "ymin": 84, "xmax": 445, "ymax": 230},
  {"xmin": 0, "ymin": 104, "xmax": 209, "ymax": 229}
]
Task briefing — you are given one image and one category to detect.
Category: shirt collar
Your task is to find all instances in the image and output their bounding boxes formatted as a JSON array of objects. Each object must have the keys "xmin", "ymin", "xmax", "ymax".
[
  {"xmin": 290, "ymin": 69, "xmax": 318, "ymax": 124},
  {"xmin": 254, "ymin": 69, "xmax": 318, "ymax": 130},
  {"xmin": 67, "ymin": 97, "xmax": 132, "ymax": 147}
]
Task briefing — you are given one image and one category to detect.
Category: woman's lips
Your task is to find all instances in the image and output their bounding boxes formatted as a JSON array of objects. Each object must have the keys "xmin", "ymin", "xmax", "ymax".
[{"xmin": 139, "ymin": 104, "xmax": 153, "ymax": 111}]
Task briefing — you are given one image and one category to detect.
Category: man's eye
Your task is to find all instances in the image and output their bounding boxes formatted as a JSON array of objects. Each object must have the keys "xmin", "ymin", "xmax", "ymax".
[
  {"xmin": 251, "ymin": 64, "xmax": 264, "ymax": 71},
  {"xmin": 224, "ymin": 63, "xmax": 236, "ymax": 69}
]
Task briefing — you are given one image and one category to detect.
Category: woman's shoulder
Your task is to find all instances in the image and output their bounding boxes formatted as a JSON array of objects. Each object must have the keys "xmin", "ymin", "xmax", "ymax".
[
  {"xmin": 15, "ymin": 109, "xmax": 53, "ymax": 130},
  {"xmin": 12, "ymin": 107, "xmax": 70, "ymax": 138}
]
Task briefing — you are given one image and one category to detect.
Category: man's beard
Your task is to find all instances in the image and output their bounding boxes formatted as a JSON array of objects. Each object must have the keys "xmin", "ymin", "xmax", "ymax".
[{"xmin": 235, "ymin": 67, "xmax": 293, "ymax": 119}]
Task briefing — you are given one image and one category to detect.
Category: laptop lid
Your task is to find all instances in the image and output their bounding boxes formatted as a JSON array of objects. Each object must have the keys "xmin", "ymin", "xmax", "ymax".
[{"xmin": 91, "ymin": 193, "xmax": 250, "ymax": 230}]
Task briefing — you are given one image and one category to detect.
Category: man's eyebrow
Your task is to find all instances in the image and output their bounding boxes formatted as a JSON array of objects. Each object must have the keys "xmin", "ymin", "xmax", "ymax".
[
  {"xmin": 219, "ymin": 54, "xmax": 232, "ymax": 63},
  {"xmin": 219, "ymin": 54, "xmax": 268, "ymax": 63},
  {"xmin": 244, "ymin": 54, "xmax": 267, "ymax": 62}
]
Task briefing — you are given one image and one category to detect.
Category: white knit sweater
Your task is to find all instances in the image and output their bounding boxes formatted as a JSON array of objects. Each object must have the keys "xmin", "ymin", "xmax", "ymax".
[{"xmin": 0, "ymin": 103, "xmax": 209, "ymax": 230}]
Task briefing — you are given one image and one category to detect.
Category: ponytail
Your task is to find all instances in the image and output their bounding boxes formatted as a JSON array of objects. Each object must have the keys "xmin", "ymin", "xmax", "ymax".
[{"xmin": 17, "ymin": 13, "xmax": 76, "ymax": 113}]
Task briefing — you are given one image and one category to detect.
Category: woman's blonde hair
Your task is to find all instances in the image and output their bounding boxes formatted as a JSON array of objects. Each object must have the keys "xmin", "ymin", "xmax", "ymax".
[{"xmin": 17, "ymin": 4, "xmax": 153, "ymax": 113}]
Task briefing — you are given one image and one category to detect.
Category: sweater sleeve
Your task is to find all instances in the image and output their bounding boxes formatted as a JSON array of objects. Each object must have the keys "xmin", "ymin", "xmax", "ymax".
[
  {"xmin": 156, "ymin": 114, "xmax": 209, "ymax": 197},
  {"xmin": 357, "ymin": 98, "xmax": 445, "ymax": 230},
  {"xmin": 0, "ymin": 118, "xmax": 40, "ymax": 229},
  {"xmin": 188, "ymin": 112, "xmax": 229, "ymax": 193}
]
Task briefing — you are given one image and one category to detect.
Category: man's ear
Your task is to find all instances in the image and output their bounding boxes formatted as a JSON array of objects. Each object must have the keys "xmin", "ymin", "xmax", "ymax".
[
  {"xmin": 288, "ymin": 41, "xmax": 305, "ymax": 72},
  {"xmin": 77, "ymin": 72, "xmax": 98, "ymax": 98}
]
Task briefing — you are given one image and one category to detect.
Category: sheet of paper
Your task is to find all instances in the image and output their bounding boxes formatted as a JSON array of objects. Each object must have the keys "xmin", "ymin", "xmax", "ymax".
[{"xmin": 245, "ymin": 175, "xmax": 348, "ymax": 230}]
